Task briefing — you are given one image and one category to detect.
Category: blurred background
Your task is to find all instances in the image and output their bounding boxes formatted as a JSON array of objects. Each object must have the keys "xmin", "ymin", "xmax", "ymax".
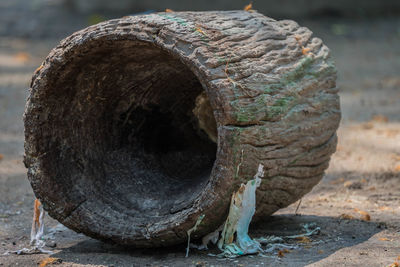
[
  {"xmin": 0, "ymin": 0, "xmax": 399, "ymax": 266},
  {"xmin": 2, "ymin": 0, "xmax": 400, "ymax": 39}
]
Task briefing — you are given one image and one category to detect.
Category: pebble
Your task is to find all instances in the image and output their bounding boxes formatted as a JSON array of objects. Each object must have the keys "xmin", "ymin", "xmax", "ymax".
[{"xmin": 46, "ymin": 241, "xmax": 57, "ymax": 248}]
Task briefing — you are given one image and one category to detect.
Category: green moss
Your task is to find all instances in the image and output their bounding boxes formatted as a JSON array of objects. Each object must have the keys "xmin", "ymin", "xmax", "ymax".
[
  {"xmin": 264, "ymin": 83, "xmax": 281, "ymax": 94},
  {"xmin": 274, "ymin": 96, "xmax": 294, "ymax": 107},
  {"xmin": 229, "ymin": 131, "xmax": 241, "ymax": 180},
  {"xmin": 256, "ymin": 95, "xmax": 267, "ymax": 105},
  {"xmin": 289, "ymin": 158, "xmax": 299, "ymax": 165},
  {"xmin": 230, "ymin": 99, "xmax": 255, "ymax": 123},
  {"xmin": 283, "ymin": 56, "xmax": 315, "ymax": 83},
  {"xmin": 231, "ymin": 55, "xmax": 337, "ymax": 123},
  {"xmin": 237, "ymin": 112, "xmax": 249, "ymax": 122},
  {"xmin": 158, "ymin": 14, "xmax": 188, "ymax": 26},
  {"xmin": 262, "ymin": 56, "xmax": 315, "ymax": 95},
  {"xmin": 264, "ymin": 87, "xmax": 274, "ymax": 94},
  {"xmin": 263, "ymin": 95, "xmax": 295, "ymax": 119},
  {"xmin": 227, "ymin": 130, "xmax": 237, "ymax": 148},
  {"xmin": 310, "ymin": 61, "xmax": 337, "ymax": 79}
]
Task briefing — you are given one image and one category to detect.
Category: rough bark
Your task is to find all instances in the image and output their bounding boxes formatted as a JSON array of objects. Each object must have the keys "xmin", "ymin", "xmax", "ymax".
[{"xmin": 24, "ymin": 10, "xmax": 340, "ymax": 247}]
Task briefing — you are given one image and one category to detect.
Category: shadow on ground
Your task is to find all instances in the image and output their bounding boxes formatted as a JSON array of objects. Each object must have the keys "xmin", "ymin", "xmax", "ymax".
[{"xmin": 49, "ymin": 214, "xmax": 383, "ymax": 267}]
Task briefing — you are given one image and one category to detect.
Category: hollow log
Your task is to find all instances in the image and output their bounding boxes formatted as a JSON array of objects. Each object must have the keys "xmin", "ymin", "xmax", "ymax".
[{"xmin": 24, "ymin": 10, "xmax": 340, "ymax": 247}]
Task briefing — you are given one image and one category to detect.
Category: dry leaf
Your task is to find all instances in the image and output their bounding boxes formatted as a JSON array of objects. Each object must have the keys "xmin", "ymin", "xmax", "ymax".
[
  {"xmin": 302, "ymin": 47, "xmax": 311, "ymax": 55},
  {"xmin": 391, "ymin": 154, "xmax": 400, "ymax": 161},
  {"xmin": 385, "ymin": 129, "xmax": 400, "ymax": 138},
  {"xmin": 318, "ymin": 250, "xmax": 324, "ymax": 254},
  {"xmin": 379, "ymin": 237, "xmax": 390, "ymax": 241},
  {"xmin": 388, "ymin": 262, "xmax": 399, "ymax": 267},
  {"xmin": 14, "ymin": 52, "xmax": 30, "ymax": 63},
  {"xmin": 371, "ymin": 114, "xmax": 388, "ymax": 123},
  {"xmin": 397, "ymin": 255, "xmax": 400, "ymax": 260},
  {"xmin": 195, "ymin": 27, "xmax": 206, "ymax": 36},
  {"xmin": 330, "ymin": 177, "xmax": 345, "ymax": 185},
  {"xmin": 244, "ymin": 3, "xmax": 253, "ymax": 11},
  {"xmin": 39, "ymin": 257, "xmax": 60, "ymax": 267},
  {"xmin": 361, "ymin": 214, "xmax": 371, "ymax": 221},
  {"xmin": 339, "ymin": 214, "xmax": 354, "ymax": 220},
  {"xmin": 354, "ymin": 208, "xmax": 371, "ymax": 221},
  {"xmin": 296, "ymin": 236, "xmax": 311, "ymax": 243},
  {"xmin": 35, "ymin": 65, "xmax": 44, "ymax": 73},
  {"xmin": 277, "ymin": 250, "xmax": 285, "ymax": 257},
  {"xmin": 293, "ymin": 35, "xmax": 312, "ymax": 56},
  {"xmin": 394, "ymin": 164, "xmax": 400, "ymax": 172},
  {"xmin": 362, "ymin": 122, "xmax": 374, "ymax": 130},
  {"xmin": 0, "ymin": 153, "xmax": 3, "ymax": 161},
  {"xmin": 344, "ymin": 181, "xmax": 353, "ymax": 188},
  {"xmin": 165, "ymin": 8, "xmax": 173, "ymax": 12},
  {"xmin": 360, "ymin": 178, "xmax": 367, "ymax": 183},
  {"xmin": 379, "ymin": 206, "xmax": 391, "ymax": 211}
]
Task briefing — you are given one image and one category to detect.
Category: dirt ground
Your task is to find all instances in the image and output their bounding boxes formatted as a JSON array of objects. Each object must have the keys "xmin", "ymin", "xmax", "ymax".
[{"xmin": 0, "ymin": 5, "xmax": 399, "ymax": 267}]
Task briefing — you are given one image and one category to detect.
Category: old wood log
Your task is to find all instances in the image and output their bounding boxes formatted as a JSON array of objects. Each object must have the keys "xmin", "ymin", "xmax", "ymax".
[{"xmin": 24, "ymin": 10, "xmax": 340, "ymax": 247}]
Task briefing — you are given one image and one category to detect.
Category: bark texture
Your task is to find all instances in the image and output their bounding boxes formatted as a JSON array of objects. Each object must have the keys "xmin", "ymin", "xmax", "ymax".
[{"xmin": 24, "ymin": 10, "xmax": 340, "ymax": 247}]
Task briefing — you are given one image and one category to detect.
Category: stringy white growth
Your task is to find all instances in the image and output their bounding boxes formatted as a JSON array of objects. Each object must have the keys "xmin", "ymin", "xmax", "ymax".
[
  {"xmin": 255, "ymin": 223, "xmax": 321, "ymax": 254},
  {"xmin": 201, "ymin": 223, "xmax": 224, "ymax": 249},
  {"xmin": 184, "ymin": 163, "xmax": 321, "ymax": 259},
  {"xmin": 216, "ymin": 164, "xmax": 264, "ymax": 257},
  {"xmin": 185, "ymin": 214, "xmax": 205, "ymax": 257},
  {"xmin": 42, "ymin": 223, "xmax": 68, "ymax": 240},
  {"xmin": 3, "ymin": 199, "xmax": 53, "ymax": 255}
]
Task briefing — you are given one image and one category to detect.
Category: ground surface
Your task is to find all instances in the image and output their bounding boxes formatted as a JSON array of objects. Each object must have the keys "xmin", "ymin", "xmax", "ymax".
[{"xmin": 0, "ymin": 3, "xmax": 399, "ymax": 266}]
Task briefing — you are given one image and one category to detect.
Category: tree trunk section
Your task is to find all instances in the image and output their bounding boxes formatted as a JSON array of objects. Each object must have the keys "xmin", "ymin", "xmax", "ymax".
[{"xmin": 24, "ymin": 10, "xmax": 340, "ymax": 247}]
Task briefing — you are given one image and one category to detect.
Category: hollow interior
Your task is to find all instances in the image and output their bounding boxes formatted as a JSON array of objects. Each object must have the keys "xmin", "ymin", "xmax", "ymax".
[{"xmin": 46, "ymin": 40, "xmax": 217, "ymax": 222}]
